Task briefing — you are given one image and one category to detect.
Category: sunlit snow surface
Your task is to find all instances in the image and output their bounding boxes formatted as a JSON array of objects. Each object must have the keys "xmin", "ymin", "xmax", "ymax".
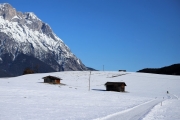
[{"xmin": 0, "ymin": 71, "xmax": 180, "ymax": 120}]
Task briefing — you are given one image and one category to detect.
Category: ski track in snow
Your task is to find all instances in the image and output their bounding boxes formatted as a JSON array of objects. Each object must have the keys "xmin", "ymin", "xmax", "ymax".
[{"xmin": 94, "ymin": 99, "xmax": 163, "ymax": 120}]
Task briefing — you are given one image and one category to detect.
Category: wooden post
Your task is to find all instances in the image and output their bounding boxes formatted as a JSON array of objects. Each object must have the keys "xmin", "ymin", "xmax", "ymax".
[
  {"xmin": 89, "ymin": 71, "xmax": 91, "ymax": 91},
  {"xmin": 161, "ymin": 97, "xmax": 163, "ymax": 106}
]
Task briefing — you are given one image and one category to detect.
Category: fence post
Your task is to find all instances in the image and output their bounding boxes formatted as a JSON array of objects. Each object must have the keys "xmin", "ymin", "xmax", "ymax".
[{"xmin": 89, "ymin": 71, "xmax": 91, "ymax": 91}]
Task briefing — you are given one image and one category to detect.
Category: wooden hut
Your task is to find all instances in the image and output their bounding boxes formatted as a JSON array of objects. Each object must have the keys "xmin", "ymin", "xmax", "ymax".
[
  {"xmin": 119, "ymin": 70, "xmax": 126, "ymax": 72},
  {"xmin": 105, "ymin": 82, "xmax": 126, "ymax": 92},
  {"xmin": 42, "ymin": 76, "xmax": 62, "ymax": 84}
]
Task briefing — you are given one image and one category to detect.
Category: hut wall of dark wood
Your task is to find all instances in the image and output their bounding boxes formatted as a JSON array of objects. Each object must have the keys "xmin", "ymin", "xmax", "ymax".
[
  {"xmin": 105, "ymin": 82, "xmax": 126, "ymax": 92},
  {"xmin": 55, "ymin": 80, "xmax": 60, "ymax": 84},
  {"xmin": 43, "ymin": 76, "xmax": 61, "ymax": 84},
  {"xmin": 44, "ymin": 78, "xmax": 52, "ymax": 83}
]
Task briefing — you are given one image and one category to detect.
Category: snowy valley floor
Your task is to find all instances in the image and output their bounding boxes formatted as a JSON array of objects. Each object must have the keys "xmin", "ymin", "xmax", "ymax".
[{"xmin": 0, "ymin": 71, "xmax": 180, "ymax": 120}]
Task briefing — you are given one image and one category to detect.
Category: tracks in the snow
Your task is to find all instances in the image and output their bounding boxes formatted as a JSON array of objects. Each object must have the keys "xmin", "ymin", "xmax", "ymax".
[{"xmin": 94, "ymin": 99, "xmax": 163, "ymax": 120}]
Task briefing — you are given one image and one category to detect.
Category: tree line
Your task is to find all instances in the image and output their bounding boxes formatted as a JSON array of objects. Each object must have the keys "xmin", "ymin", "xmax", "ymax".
[{"xmin": 137, "ymin": 63, "xmax": 180, "ymax": 75}]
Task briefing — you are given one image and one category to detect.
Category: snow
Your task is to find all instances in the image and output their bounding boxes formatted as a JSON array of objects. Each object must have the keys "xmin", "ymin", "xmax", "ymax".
[
  {"xmin": 142, "ymin": 99, "xmax": 180, "ymax": 120},
  {"xmin": 0, "ymin": 15, "xmax": 75, "ymax": 62},
  {"xmin": 77, "ymin": 59, "xmax": 80, "ymax": 64},
  {"xmin": 95, "ymin": 99, "xmax": 163, "ymax": 120},
  {"xmin": 26, "ymin": 20, "xmax": 32, "ymax": 24},
  {"xmin": 0, "ymin": 3, "xmax": 7, "ymax": 8},
  {"xmin": 11, "ymin": 15, "xmax": 19, "ymax": 20},
  {"xmin": 25, "ymin": 12, "xmax": 41, "ymax": 21},
  {"xmin": 0, "ymin": 71, "xmax": 180, "ymax": 120},
  {"xmin": 0, "ymin": 5, "xmax": 84, "ymax": 70}
]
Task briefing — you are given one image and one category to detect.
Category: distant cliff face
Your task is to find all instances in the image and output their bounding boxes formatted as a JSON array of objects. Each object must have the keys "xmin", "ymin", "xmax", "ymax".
[{"xmin": 0, "ymin": 3, "xmax": 87, "ymax": 76}]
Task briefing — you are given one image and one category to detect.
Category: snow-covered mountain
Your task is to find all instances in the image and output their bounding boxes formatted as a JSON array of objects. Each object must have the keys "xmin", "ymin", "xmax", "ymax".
[{"xmin": 0, "ymin": 3, "xmax": 87, "ymax": 76}]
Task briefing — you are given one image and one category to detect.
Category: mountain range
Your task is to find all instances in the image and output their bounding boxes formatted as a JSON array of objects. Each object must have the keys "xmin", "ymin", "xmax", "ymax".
[{"xmin": 0, "ymin": 3, "xmax": 89, "ymax": 77}]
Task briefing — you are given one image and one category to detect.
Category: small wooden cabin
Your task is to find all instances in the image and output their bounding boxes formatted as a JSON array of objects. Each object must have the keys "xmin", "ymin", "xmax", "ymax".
[
  {"xmin": 42, "ymin": 76, "xmax": 62, "ymax": 84},
  {"xmin": 105, "ymin": 82, "xmax": 126, "ymax": 92},
  {"xmin": 119, "ymin": 70, "xmax": 126, "ymax": 72}
]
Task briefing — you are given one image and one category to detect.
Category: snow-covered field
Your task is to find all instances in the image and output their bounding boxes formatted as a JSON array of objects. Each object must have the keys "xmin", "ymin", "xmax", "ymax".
[{"xmin": 0, "ymin": 71, "xmax": 180, "ymax": 120}]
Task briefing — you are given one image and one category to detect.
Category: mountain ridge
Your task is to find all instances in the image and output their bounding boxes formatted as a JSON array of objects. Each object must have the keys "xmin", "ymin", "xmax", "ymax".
[{"xmin": 0, "ymin": 3, "xmax": 88, "ymax": 76}]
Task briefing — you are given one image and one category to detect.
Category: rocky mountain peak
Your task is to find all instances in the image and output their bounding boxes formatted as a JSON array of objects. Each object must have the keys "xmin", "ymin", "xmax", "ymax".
[
  {"xmin": 24, "ymin": 12, "xmax": 41, "ymax": 21},
  {"xmin": 0, "ymin": 3, "xmax": 16, "ymax": 21},
  {"xmin": 0, "ymin": 3, "xmax": 88, "ymax": 76}
]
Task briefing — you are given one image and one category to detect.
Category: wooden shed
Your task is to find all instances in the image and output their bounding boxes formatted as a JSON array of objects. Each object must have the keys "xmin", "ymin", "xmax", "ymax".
[
  {"xmin": 119, "ymin": 70, "xmax": 126, "ymax": 72},
  {"xmin": 105, "ymin": 82, "xmax": 126, "ymax": 92},
  {"xmin": 42, "ymin": 76, "xmax": 62, "ymax": 84}
]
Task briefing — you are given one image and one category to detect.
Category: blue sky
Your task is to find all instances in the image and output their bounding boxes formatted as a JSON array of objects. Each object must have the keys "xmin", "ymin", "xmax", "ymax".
[{"xmin": 1, "ymin": 0, "xmax": 180, "ymax": 71}]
